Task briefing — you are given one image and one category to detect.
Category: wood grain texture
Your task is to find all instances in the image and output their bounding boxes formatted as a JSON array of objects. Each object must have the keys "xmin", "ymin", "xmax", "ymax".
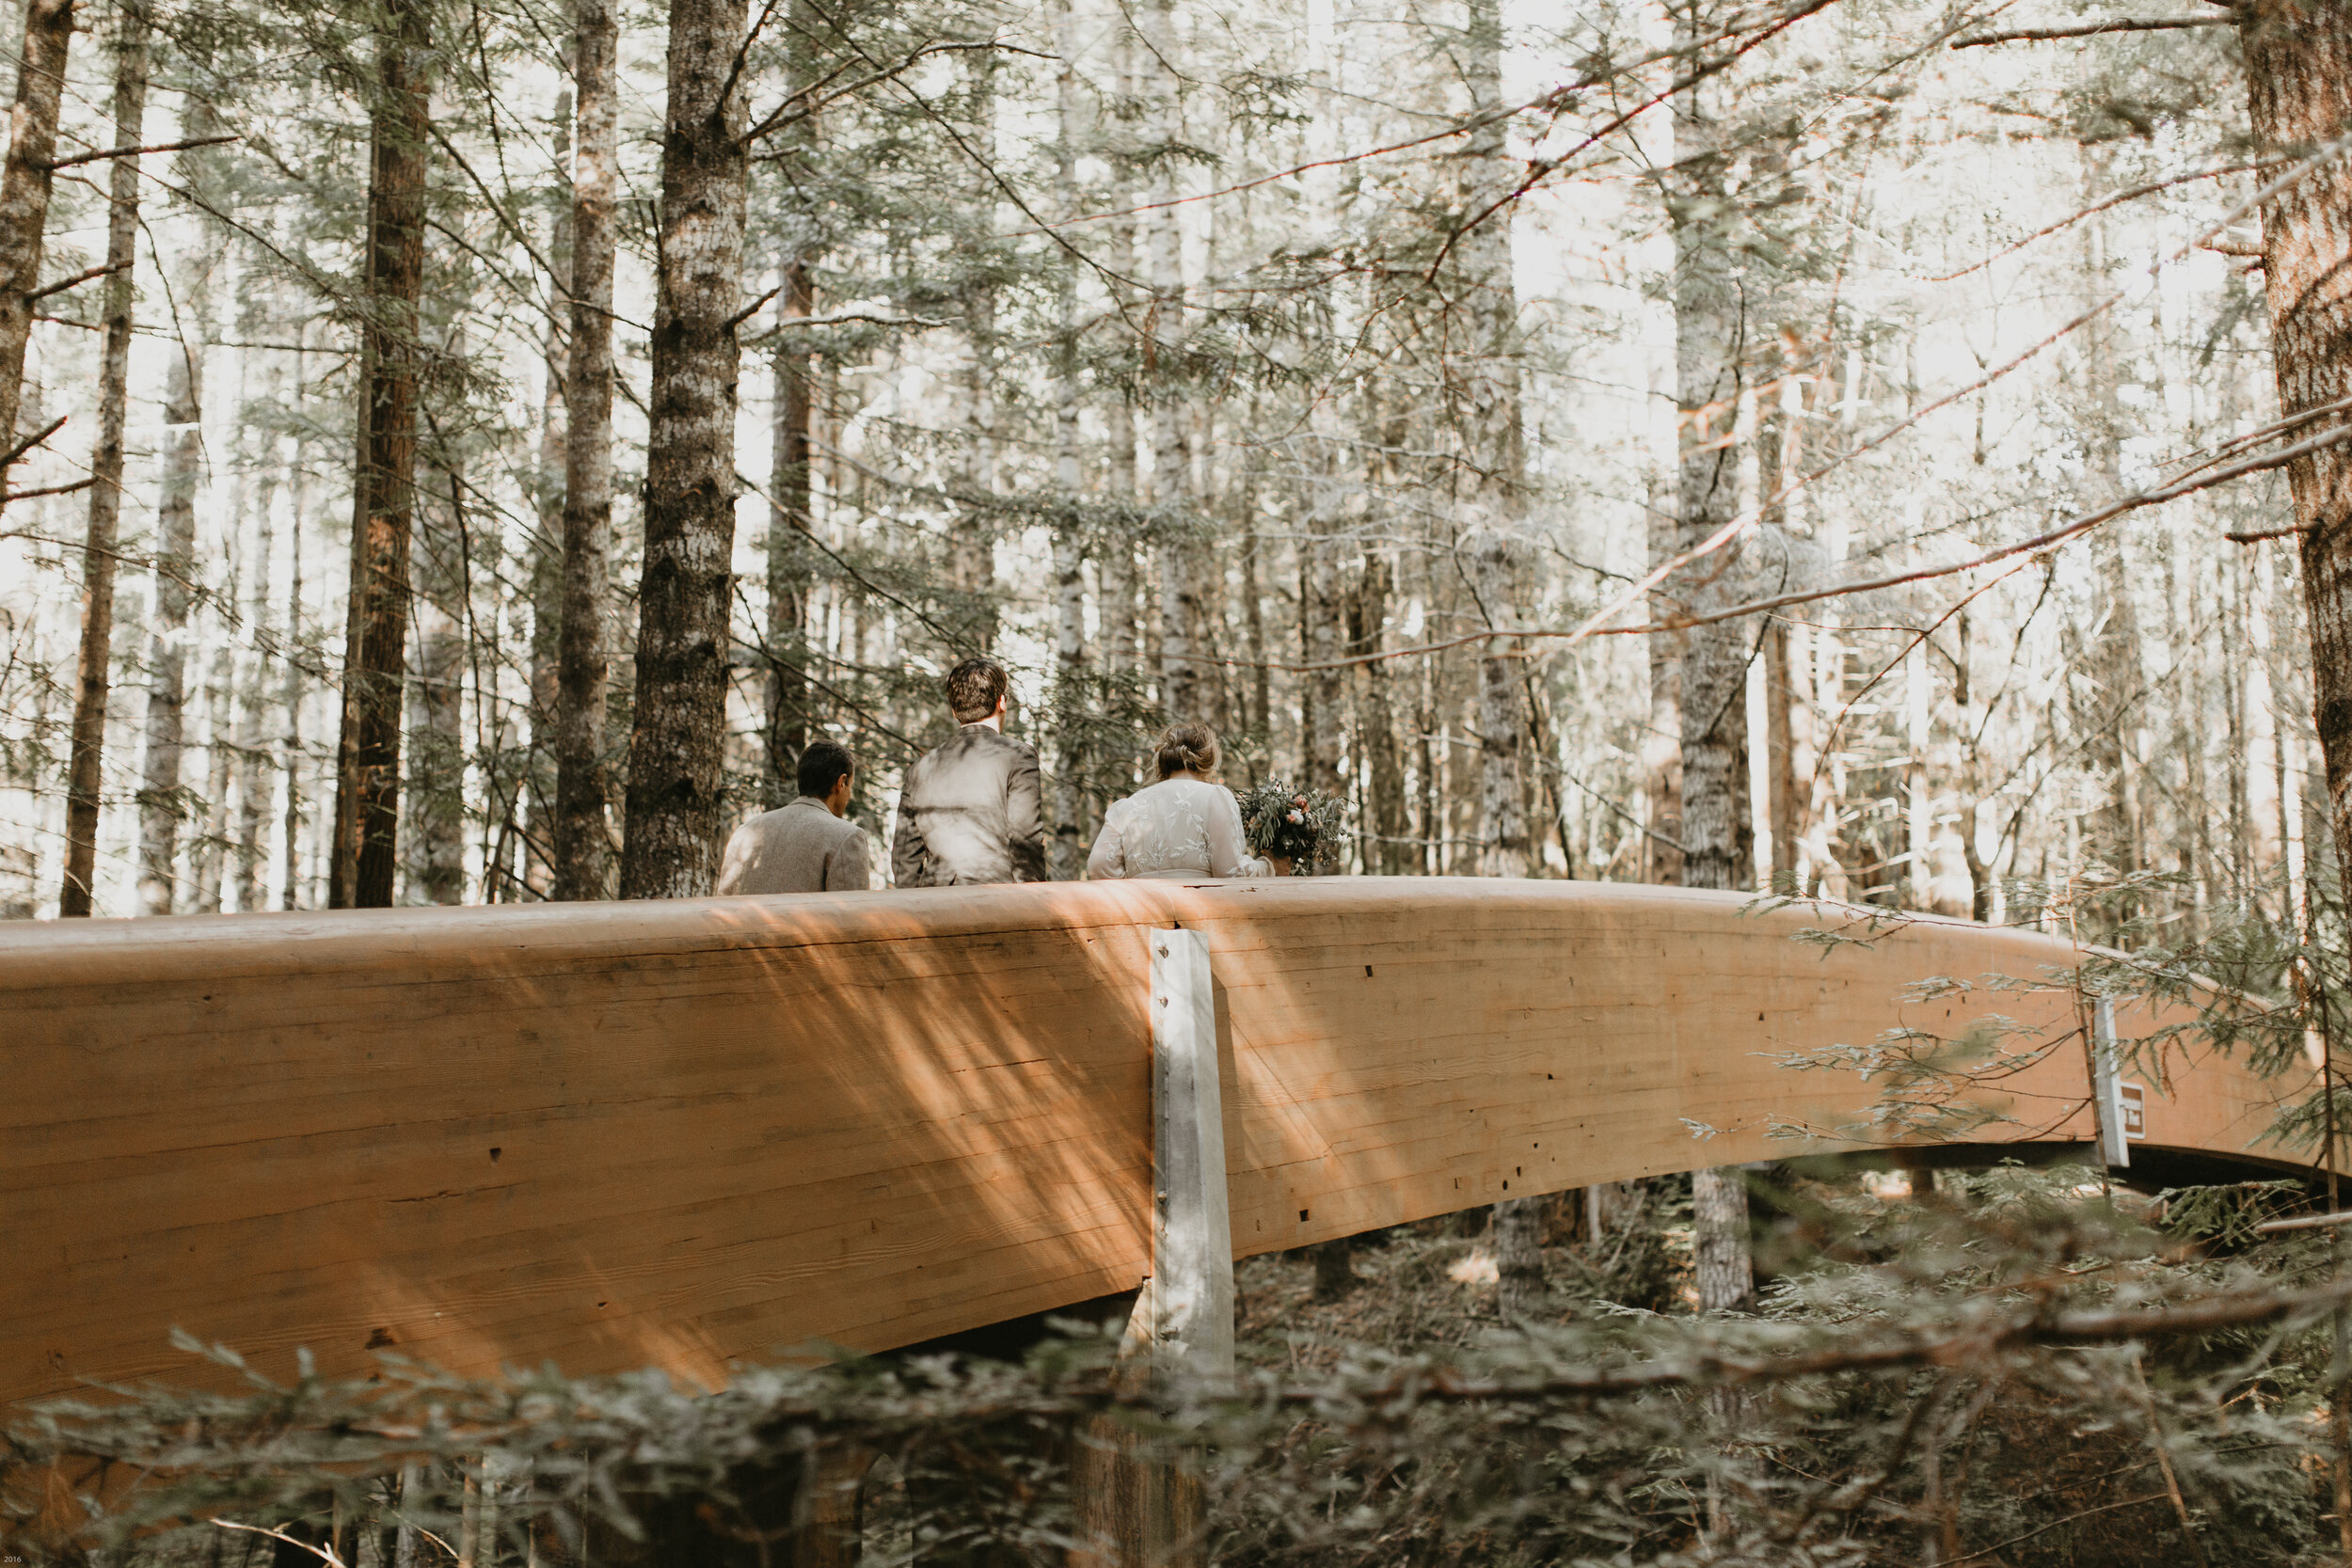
[{"xmin": 0, "ymin": 879, "xmax": 2311, "ymax": 1410}]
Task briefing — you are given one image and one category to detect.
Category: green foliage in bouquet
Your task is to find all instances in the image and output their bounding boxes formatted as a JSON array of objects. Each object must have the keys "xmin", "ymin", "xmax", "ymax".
[{"xmin": 1238, "ymin": 779, "xmax": 1348, "ymax": 867}]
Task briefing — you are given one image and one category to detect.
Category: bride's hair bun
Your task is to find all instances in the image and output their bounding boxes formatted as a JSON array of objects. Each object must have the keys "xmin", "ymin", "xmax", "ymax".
[{"xmin": 1154, "ymin": 721, "xmax": 1219, "ymax": 780}]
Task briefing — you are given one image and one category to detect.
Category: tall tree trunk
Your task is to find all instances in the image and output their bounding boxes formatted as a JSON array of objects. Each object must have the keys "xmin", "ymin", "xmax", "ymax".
[
  {"xmin": 1453, "ymin": 0, "xmax": 1528, "ymax": 881},
  {"xmin": 137, "ymin": 321, "xmax": 204, "ymax": 916},
  {"xmin": 1049, "ymin": 0, "xmax": 1088, "ymax": 879},
  {"xmin": 553, "ymin": 4, "xmax": 615, "ymax": 901},
  {"xmin": 1140, "ymin": 0, "xmax": 1199, "ymax": 721},
  {"xmin": 2078, "ymin": 162, "xmax": 2147, "ymax": 891},
  {"xmin": 329, "ymin": 0, "xmax": 430, "ymax": 909},
  {"xmin": 1455, "ymin": 0, "xmax": 1545, "ymax": 1297},
  {"xmin": 1672, "ymin": 1, "xmax": 1753, "ymax": 1318},
  {"xmin": 615, "ymin": 0, "xmax": 748, "ymax": 900},
  {"xmin": 0, "ymin": 0, "xmax": 72, "ymax": 469},
  {"xmin": 59, "ymin": 0, "xmax": 147, "ymax": 917},
  {"xmin": 763, "ymin": 252, "xmax": 813, "ymax": 806}
]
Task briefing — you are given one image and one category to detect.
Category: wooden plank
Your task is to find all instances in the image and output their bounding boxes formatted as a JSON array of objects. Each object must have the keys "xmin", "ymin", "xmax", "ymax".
[{"xmin": 0, "ymin": 879, "xmax": 2313, "ymax": 1412}]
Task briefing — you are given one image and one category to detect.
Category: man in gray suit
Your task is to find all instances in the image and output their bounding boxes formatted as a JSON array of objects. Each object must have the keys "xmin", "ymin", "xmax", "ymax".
[
  {"xmin": 715, "ymin": 740, "xmax": 873, "ymax": 895},
  {"xmin": 893, "ymin": 657, "xmax": 1048, "ymax": 885}
]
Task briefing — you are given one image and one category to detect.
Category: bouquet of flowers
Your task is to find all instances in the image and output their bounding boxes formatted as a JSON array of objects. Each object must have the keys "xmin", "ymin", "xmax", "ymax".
[{"xmin": 1237, "ymin": 779, "xmax": 1349, "ymax": 870}]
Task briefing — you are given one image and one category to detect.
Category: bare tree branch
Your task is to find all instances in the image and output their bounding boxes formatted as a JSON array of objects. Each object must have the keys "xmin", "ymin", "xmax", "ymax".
[
  {"xmin": 48, "ymin": 133, "xmax": 238, "ymax": 169},
  {"xmin": 1953, "ymin": 16, "xmax": 2233, "ymax": 46}
]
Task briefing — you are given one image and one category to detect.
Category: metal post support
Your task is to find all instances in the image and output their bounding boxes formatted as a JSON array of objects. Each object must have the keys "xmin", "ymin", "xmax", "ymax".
[
  {"xmin": 2092, "ymin": 996, "xmax": 2132, "ymax": 1171},
  {"xmin": 1149, "ymin": 927, "xmax": 1234, "ymax": 1386},
  {"xmin": 1071, "ymin": 928, "xmax": 1234, "ymax": 1568}
]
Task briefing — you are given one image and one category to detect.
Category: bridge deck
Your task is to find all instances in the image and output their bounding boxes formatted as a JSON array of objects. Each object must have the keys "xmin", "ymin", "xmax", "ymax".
[{"xmin": 1, "ymin": 878, "xmax": 2308, "ymax": 1409}]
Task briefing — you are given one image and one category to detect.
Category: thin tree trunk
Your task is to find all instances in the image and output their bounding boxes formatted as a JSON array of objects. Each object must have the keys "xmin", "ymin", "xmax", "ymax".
[
  {"xmin": 2078, "ymin": 160, "xmax": 2147, "ymax": 893},
  {"xmin": 615, "ymin": 0, "xmax": 748, "ymax": 900},
  {"xmin": 192, "ymin": 515, "xmax": 235, "ymax": 913},
  {"xmin": 524, "ymin": 89, "xmax": 570, "ymax": 898},
  {"xmin": 235, "ymin": 458, "xmax": 278, "ymax": 912},
  {"xmin": 1353, "ymin": 548, "xmax": 1406, "ymax": 875},
  {"xmin": 59, "ymin": 0, "xmax": 147, "ymax": 917},
  {"xmin": 1049, "ymin": 0, "xmax": 1088, "ymax": 879},
  {"xmin": 1645, "ymin": 386, "xmax": 1684, "ymax": 886},
  {"xmin": 408, "ymin": 479, "xmax": 465, "ymax": 905},
  {"xmin": 552, "ymin": 0, "xmax": 615, "ymax": 900},
  {"xmin": 1471, "ymin": 533, "xmax": 1528, "ymax": 878},
  {"xmin": 1105, "ymin": 391, "xmax": 1139, "ymax": 689},
  {"xmin": 0, "ymin": 0, "xmax": 72, "ymax": 467},
  {"xmin": 1300, "ymin": 435, "xmax": 1344, "ymax": 800},
  {"xmin": 328, "ymin": 0, "xmax": 430, "ymax": 909},
  {"xmin": 280, "ymin": 335, "xmax": 310, "ymax": 911},
  {"xmin": 137, "ymin": 324, "xmax": 204, "ymax": 916}
]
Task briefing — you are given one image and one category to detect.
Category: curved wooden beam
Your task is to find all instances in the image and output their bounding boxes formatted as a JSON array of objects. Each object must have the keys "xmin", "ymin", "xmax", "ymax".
[{"xmin": 0, "ymin": 879, "xmax": 2312, "ymax": 1410}]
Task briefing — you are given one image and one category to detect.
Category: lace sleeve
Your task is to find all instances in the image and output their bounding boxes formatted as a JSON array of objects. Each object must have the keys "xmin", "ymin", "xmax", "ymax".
[
  {"xmin": 1086, "ymin": 809, "xmax": 1127, "ymax": 879},
  {"xmin": 1204, "ymin": 787, "xmax": 1271, "ymax": 879}
]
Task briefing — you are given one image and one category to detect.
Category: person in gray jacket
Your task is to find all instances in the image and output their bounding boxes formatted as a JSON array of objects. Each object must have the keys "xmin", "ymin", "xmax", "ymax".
[
  {"xmin": 715, "ymin": 740, "xmax": 872, "ymax": 895},
  {"xmin": 892, "ymin": 656, "xmax": 1048, "ymax": 885}
]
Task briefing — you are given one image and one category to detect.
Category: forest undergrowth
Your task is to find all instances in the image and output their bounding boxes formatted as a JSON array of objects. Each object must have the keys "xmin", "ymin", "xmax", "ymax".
[{"xmin": 13, "ymin": 1163, "xmax": 2352, "ymax": 1568}]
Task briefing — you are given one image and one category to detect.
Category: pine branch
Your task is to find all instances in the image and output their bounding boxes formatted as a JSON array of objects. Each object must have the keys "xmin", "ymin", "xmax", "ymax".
[{"xmin": 1301, "ymin": 1279, "xmax": 2352, "ymax": 1404}]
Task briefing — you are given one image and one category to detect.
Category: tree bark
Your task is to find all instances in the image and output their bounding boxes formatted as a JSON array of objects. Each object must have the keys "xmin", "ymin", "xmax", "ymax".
[
  {"xmin": 762, "ymin": 251, "xmax": 813, "ymax": 807},
  {"xmin": 407, "ymin": 477, "xmax": 465, "ymax": 905},
  {"xmin": 328, "ymin": 0, "xmax": 430, "ymax": 909},
  {"xmin": 524, "ymin": 90, "xmax": 570, "ymax": 898},
  {"xmin": 1672, "ymin": 0, "xmax": 1754, "ymax": 1318},
  {"xmin": 136, "ymin": 320, "xmax": 204, "ymax": 915},
  {"xmin": 58, "ymin": 0, "xmax": 147, "ymax": 917},
  {"xmin": 1494, "ymin": 1182, "xmax": 1545, "ymax": 1323},
  {"xmin": 1352, "ymin": 547, "xmax": 1408, "ymax": 874},
  {"xmin": 2241, "ymin": 8, "xmax": 2352, "ymax": 929},
  {"xmin": 615, "ymin": 0, "xmax": 748, "ymax": 900},
  {"xmin": 235, "ymin": 456, "xmax": 278, "ymax": 912},
  {"xmin": 2076, "ymin": 158, "xmax": 2148, "ymax": 898},
  {"xmin": 552, "ymin": 0, "xmax": 616, "ymax": 900},
  {"xmin": 0, "ymin": 0, "xmax": 72, "ymax": 467},
  {"xmin": 1300, "ymin": 439, "xmax": 1345, "ymax": 800},
  {"xmin": 280, "ymin": 333, "xmax": 311, "ymax": 911}
]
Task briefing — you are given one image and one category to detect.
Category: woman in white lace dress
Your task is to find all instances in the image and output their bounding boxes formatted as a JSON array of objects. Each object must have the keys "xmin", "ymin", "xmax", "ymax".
[{"xmin": 1086, "ymin": 723, "xmax": 1290, "ymax": 879}]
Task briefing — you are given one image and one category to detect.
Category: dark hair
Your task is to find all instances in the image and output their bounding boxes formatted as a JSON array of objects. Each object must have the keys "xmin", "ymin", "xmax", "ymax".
[
  {"xmin": 946, "ymin": 657, "xmax": 1009, "ymax": 724},
  {"xmin": 1154, "ymin": 722, "xmax": 1219, "ymax": 780},
  {"xmin": 797, "ymin": 739, "xmax": 855, "ymax": 800}
]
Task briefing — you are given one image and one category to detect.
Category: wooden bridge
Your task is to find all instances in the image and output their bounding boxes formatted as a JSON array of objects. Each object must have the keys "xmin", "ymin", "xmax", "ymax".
[{"xmin": 0, "ymin": 877, "xmax": 2313, "ymax": 1413}]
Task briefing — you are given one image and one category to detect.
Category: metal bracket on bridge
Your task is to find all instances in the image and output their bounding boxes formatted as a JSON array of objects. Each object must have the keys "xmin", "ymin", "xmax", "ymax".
[
  {"xmin": 1146, "ymin": 927, "xmax": 1235, "ymax": 1386},
  {"xmin": 2091, "ymin": 997, "xmax": 2131, "ymax": 1171}
]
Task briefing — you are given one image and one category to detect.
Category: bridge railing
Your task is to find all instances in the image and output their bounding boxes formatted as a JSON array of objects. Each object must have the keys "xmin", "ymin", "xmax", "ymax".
[{"xmin": 1, "ymin": 877, "xmax": 2309, "ymax": 1410}]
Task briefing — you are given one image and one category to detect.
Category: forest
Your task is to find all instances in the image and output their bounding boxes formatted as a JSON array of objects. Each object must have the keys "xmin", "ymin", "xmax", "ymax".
[
  {"xmin": 16, "ymin": 1, "xmax": 2352, "ymax": 1566},
  {"xmin": 0, "ymin": 0, "xmax": 2334, "ymax": 940}
]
